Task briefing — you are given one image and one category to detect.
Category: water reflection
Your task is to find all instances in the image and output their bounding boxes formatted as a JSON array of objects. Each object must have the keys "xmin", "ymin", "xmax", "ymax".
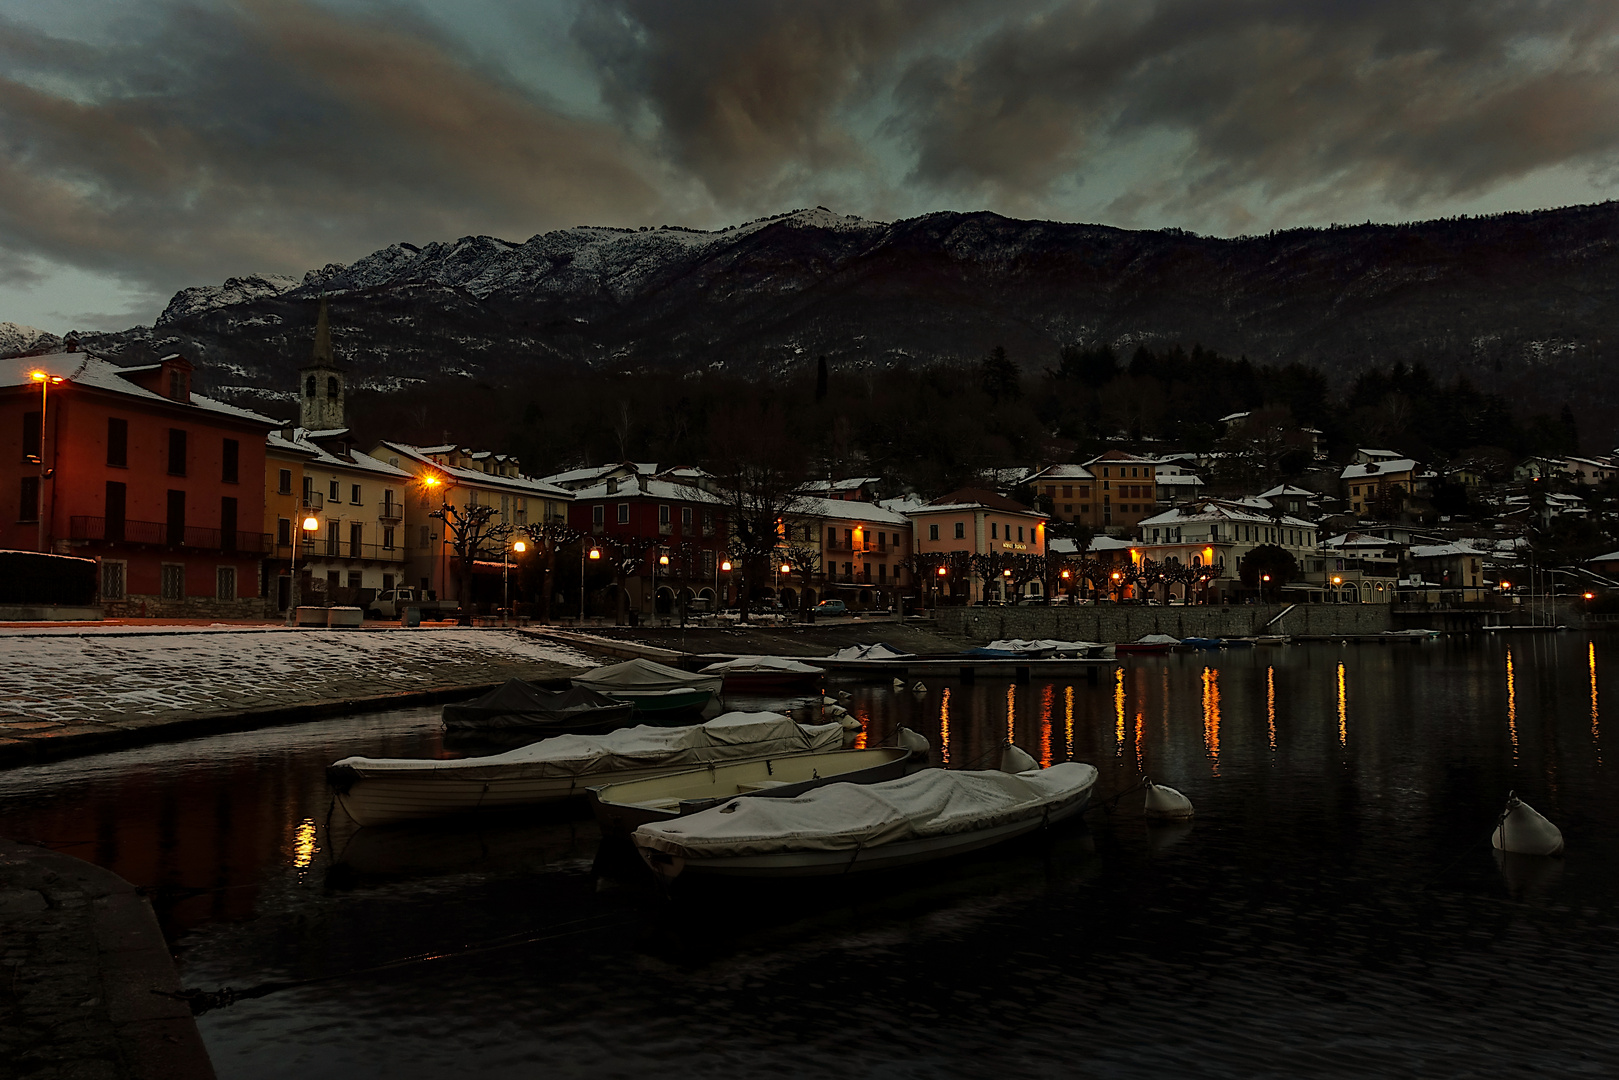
[
  {"xmin": 1507, "ymin": 648, "xmax": 1519, "ymax": 762},
  {"xmin": 1115, "ymin": 667, "xmax": 1128, "ymax": 757},
  {"xmin": 1063, "ymin": 684, "xmax": 1074, "ymax": 760},
  {"xmin": 938, "ymin": 686, "xmax": 951, "ymax": 764},
  {"xmin": 291, "ymin": 818, "xmax": 318, "ymax": 870},
  {"xmin": 1266, "ymin": 665, "xmax": 1277, "ymax": 754},
  {"xmin": 1337, "ymin": 661, "xmax": 1348, "ymax": 749},
  {"xmin": 1039, "ymin": 685, "xmax": 1054, "ymax": 767},
  {"xmin": 1005, "ymin": 683, "xmax": 1016, "ymax": 744},
  {"xmin": 1201, "ymin": 666, "xmax": 1221, "ymax": 772},
  {"xmin": 1591, "ymin": 641, "xmax": 1602, "ymax": 763}
]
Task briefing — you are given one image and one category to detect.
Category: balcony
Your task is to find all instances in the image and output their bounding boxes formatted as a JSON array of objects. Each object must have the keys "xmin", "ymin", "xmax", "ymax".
[
  {"xmin": 70, "ymin": 516, "xmax": 271, "ymax": 555},
  {"xmin": 378, "ymin": 501, "xmax": 404, "ymax": 525},
  {"xmin": 301, "ymin": 492, "xmax": 324, "ymax": 510},
  {"xmin": 271, "ymin": 541, "xmax": 409, "ymax": 563},
  {"xmin": 658, "ymin": 523, "xmax": 673, "ymax": 536}
]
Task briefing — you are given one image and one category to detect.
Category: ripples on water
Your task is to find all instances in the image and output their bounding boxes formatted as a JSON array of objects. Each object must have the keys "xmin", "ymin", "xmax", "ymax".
[{"xmin": 2, "ymin": 637, "xmax": 1617, "ymax": 1078}]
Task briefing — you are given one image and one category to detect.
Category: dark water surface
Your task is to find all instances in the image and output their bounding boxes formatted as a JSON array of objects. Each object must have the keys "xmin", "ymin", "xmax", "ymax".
[{"xmin": 3, "ymin": 637, "xmax": 1616, "ymax": 1078}]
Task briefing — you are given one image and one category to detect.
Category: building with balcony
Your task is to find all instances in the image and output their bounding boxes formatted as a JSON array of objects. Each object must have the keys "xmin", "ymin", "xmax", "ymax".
[
  {"xmin": 2, "ymin": 352, "xmax": 276, "ymax": 616},
  {"xmin": 781, "ymin": 495, "xmax": 911, "ymax": 611},
  {"xmin": 566, "ymin": 471, "xmax": 728, "ymax": 616},
  {"xmin": 373, "ymin": 441, "xmax": 572, "ymax": 609},
  {"xmin": 1133, "ymin": 501, "xmax": 1320, "ymax": 603},
  {"xmin": 900, "ymin": 488, "xmax": 1048, "ymax": 603},
  {"xmin": 1082, "ymin": 451, "xmax": 1160, "ymax": 534}
]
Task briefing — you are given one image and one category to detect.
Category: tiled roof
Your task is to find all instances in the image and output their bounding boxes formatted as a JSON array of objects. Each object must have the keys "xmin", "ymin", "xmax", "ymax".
[{"xmin": 3, "ymin": 353, "xmax": 277, "ymax": 426}]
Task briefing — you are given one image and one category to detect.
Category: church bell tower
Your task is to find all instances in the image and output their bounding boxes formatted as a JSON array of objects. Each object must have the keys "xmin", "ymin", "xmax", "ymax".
[{"xmin": 298, "ymin": 297, "xmax": 346, "ymax": 431}]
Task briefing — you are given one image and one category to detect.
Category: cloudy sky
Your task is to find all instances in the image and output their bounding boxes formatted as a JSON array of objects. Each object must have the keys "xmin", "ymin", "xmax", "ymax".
[{"xmin": 3, "ymin": 0, "xmax": 1618, "ymax": 333}]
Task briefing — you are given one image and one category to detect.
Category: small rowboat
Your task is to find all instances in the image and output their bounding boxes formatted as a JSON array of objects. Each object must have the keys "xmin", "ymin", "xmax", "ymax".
[
  {"xmin": 589, "ymin": 746, "xmax": 913, "ymax": 836},
  {"xmin": 441, "ymin": 680, "xmax": 635, "ymax": 734},
  {"xmin": 571, "ymin": 657, "xmax": 724, "ymax": 715},
  {"xmin": 633, "ymin": 747, "xmax": 1097, "ymax": 880},
  {"xmin": 327, "ymin": 712, "xmax": 845, "ymax": 827},
  {"xmin": 699, "ymin": 656, "xmax": 827, "ymax": 692},
  {"xmin": 1115, "ymin": 634, "xmax": 1179, "ymax": 655}
]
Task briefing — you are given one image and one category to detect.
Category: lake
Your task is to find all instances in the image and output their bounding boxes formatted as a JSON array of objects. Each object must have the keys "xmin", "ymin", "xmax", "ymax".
[{"xmin": 2, "ymin": 635, "xmax": 1614, "ymax": 1078}]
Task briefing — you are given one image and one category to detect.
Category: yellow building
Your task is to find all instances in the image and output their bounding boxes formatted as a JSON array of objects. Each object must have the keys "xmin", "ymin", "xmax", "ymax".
[{"xmin": 902, "ymin": 488, "xmax": 1047, "ymax": 603}]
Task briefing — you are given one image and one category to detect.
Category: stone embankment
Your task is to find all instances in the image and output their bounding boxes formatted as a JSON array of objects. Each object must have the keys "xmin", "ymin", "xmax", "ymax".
[
  {"xmin": 0, "ymin": 838, "xmax": 213, "ymax": 1079},
  {"xmin": 0, "ymin": 627, "xmax": 595, "ymax": 767},
  {"xmin": 935, "ymin": 602, "xmax": 1395, "ymax": 642}
]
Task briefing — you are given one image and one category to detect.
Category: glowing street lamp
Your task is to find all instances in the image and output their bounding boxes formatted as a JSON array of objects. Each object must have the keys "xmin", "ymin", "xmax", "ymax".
[
  {"xmin": 580, "ymin": 545, "xmax": 602, "ymax": 621},
  {"xmin": 287, "ymin": 512, "xmax": 320, "ymax": 624},
  {"xmin": 503, "ymin": 538, "xmax": 527, "ymax": 624},
  {"xmin": 28, "ymin": 370, "xmax": 64, "ymax": 552}
]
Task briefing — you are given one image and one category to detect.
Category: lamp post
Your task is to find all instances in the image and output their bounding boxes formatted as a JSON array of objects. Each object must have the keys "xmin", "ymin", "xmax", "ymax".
[
  {"xmin": 287, "ymin": 511, "xmax": 319, "ymax": 624},
  {"xmin": 28, "ymin": 370, "xmax": 63, "ymax": 552},
  {"xmin": 504, "ymin": 538, "xmax": 526, "ymax": 625},
  {"xmin": 581, "ymin": 544, "xmax": 601, "ymax": 621},
  {"xmin": 1331, "ymin": 574, "xmax": 1342, "ymax": 604},
  {"xmin": 655, "ymin": 551, "xmax": 669, "ymax": 619},
  {"xmin": 719, "ymin": 559, "xmax": 732, "ymax": 612},
  {"xmin": 1002, "ymin": 566, "xmax": 1013, "ymax": 605},
  {"xmin": 935, "ymin": 563, "xmax": 947, "ymax": 611},
  {"xmin": 421, "ymin": 473, "xmax": 448, "ymax": 602}
]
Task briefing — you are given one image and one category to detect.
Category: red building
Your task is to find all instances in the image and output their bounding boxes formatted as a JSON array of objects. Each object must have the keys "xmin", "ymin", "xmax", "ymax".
[
  {"xmin": 2, "ymin": 353, "xmax": 277, "ymax": 616},
  {"xmin": 567, "ymin": 471, "xmax": 730, "ymax": 616}
]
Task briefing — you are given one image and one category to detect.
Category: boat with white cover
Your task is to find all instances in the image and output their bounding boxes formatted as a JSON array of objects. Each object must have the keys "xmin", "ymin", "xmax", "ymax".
[
  {"xmin": 698, "ymin": 655, "xmax": 827, "ymax": 692},
  {"xmin": 633, "ymin": 747, "xmax": 1098, "ymax": 879},
  {"xmin": 589, "ymin": 745, "xmax": 913, "ymax": 836},
  {"xmin": 327, "ymin": 712, "xmax": 845, "ymax": 827},
  {"xmin": 570, "ymin": 657, "xmax": 725, "ymax": 714}
]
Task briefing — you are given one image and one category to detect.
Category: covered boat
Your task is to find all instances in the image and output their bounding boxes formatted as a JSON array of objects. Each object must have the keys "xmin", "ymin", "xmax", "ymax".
[
  {"xmin": 570, "ymin": 657, "xmax": 724, "ymax": 714},
  {"xmin": 589, "ymin": 746, "xmax": 913, "ymax": 836},
  {"xmin": 633, "ymin": 749, "xmax": 1098, "ymax": 880},
  {"xmin": 1115, "ymin": 633, "xmax": 1180, "ymax": 654},
  {"xmin": 824, "ymin": 642, "xmax": 914, "ymax": 661},
  {"xmin": 699, "ymin": 655, "xmax": 827, "ymax": 691},
  {"xmin": 441, "ymin": 679, "xmax": 635, "ymax": 733},
  {"xmin": 327, "ymin": 712, "xmax": 845, "ymax": 827}
]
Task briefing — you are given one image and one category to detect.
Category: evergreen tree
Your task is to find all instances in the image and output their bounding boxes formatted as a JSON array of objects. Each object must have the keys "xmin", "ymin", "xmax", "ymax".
[{"xmin": 980, "ymin": 345, "xmax": 1021, "ymax": 402}]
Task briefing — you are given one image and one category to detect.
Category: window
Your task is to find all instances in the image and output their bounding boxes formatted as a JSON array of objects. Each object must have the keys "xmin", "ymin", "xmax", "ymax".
[
  {"xmin": 383, "ymin": 526, "xmax": 395, "ymax": 550},
  {"xmin": 347, "ymin": 571, "xmax": 362, "ymax": 590},
  {"xmin": 1079, "ymin": 485, "xmax": 1090, "ymax": 498},
  {"xmin": 929, "ymin": 524, "xmax": 939, "ymax": 541},
  {"xmin": 1017, "ymin": 526, "xmax": 1024, "ymax": 542},
  {"xmin": 681, "ymin": 507, "xmax": 692, "ymax": 529},
  {"xmin": 326, "ymin": 521, "xmax": 340, "ymax": 557},
  {"xmin": 878, "ymin": 563, "xmax": 887, "ymax": 583},
  {"xmin": 329, "ymin": 479, "xmax": 340, "ymax": 501},
  {"xmin": 351, "ymin": 484, "xmax": 362, "ymax": 505},
  {"xmin": 701, "ymin": 550, "xmax": 716, "ymax": 576},
  {"xmin": 105, "ymin": 482, "xmax": 126, "ymax": 541},
  {"xmin": 954, "ymin": 521, "xmax": 965, "ymax": 539},
  {"xmin": 327, "ymin": 376, "xmax": 339, "ymax": 401},
  {"xmin": 216, "ymin": 566, "xmax": 237, "ymax": 601},
  {"xmin": 278, "ymin": 469, "xmax": 292, "ymax": 495},
  {"xmin": 991, "ymin": 523, "xmax": 998, "ymax": 540},
  {"xmin": 107, "ymin": 418, "xmax": 128, "ymax": 467},
  {"xmin": 222, "ymin": 439, "xmax": 239, "ymax": 483},
  {"xmin": 878, "ymin": 532, "xmax": 887, "ymax": 551},
  {"xmin": 18, "ymin": 475, "xmax": 40, "ymax": 522},
  {"xmin": 166, "ymin": 490, "xmax": 185, "ymax": 545},
  {"xmin": 592, "ymin": 504, "xmax": 605, "ymax": 526},
  {"xmin": 350, "ymin": 522, "xmax": 363, "ymax": 558},
  {"xmin": 161, "ymin": 564, "xmax": 185, "ymax": 600},
  {"xmin": 515, "ymin": 497, "xmax": 527, "ymax": 524},
  {"xmin": 617, "ymin": 503, "xmax": 630, "ymax": 523},
  {"xmin": 100, "ymin": 560, "xmax": 126, "ymax": 600},
  {"xmin": 169, "ymin": 370, "xmax": 186, "ymax": 401},
  {"xmin": 278, "ymin": 518, "xmax": 291, "ymax": 546},
  {"xmin": 383, "ymin": 573, "xmax": 395, "ymax": 591},
  {"xmin": 420, "ymin": 525, "xmax": 430, "ymax": 550},
  {"xmin": 659, "ymin": 505, "xmax": 671, "ymax": 528},
  {"xmin": 1061, "ymin": 485, "xmax": 1072, "ymax": 498},
  {"xmin": 21, "ymin": 411, "xmax": 41, "ymax": 461},
  {"xmin": 167, "ymin": 429, "xmax": 187, "ymax": 476},
  {"xmin": 1103, "ymin": 467, "xmax": 1110, "ymax": 477}
]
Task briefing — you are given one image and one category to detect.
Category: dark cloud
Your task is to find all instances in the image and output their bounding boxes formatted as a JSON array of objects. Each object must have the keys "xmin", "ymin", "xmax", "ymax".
[{"xmin": 0, "ymin": 0, "xmax": 664, "ymax": 300}]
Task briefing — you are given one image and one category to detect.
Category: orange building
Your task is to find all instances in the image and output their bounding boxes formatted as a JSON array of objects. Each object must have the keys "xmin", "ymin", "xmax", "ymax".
[
  {"xmin": 2, "ymin": 353, "xmax": 276, "ymax": 616},
  {"xmin": 903, "ymin": 488, "xmax": 1047, "ymax": 602}
]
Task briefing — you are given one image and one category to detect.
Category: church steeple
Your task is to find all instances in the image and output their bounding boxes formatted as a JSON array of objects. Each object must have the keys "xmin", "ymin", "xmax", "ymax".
[{"xmin": 298, "ymin": 296, "xmax": 347, "ymax": 431}]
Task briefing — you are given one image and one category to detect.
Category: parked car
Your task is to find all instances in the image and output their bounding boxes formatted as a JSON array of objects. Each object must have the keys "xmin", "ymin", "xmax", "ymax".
[
  {"xmin": 367, "ymin": 588, "xmax": 459, "ymax": 620},
  {"xmin": 814, "ymin": 599, "xmax": 849, "ymax": 616}
]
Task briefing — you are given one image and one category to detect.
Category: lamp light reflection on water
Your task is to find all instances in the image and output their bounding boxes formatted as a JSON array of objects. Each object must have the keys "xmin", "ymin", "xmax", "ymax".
[
  {"xmin": 1337, "ymin": 662, "xmax": 1348, "ymax": 748},
  {"xmin": 939, "ymin": 686, "xmax": 951, "ymax": 765},
  {"xmin": 1039, "ymin": 685, "xmax": 1054, "ymax": 767},
  {"xmin": 1201, "ymin": 666, "xmax": 1221, "ymax": 771},
  {"xmin": 1114, "ymin": 667, "xmax": 1127, "ymax": 756},
  {"xmin": 291, "ymin": 817, "xmax": 318, "ymax": 869},
  {"xmin": 1507, "ymin": 648, "xmax": 1519, "ymax": 761},
  {"xmin": 1005, "ymin": 684, "xmax": 1017, "ymax": 744},
  {"xmin": 1267, "ymin": 665, "xmax": 1277, "ymax": 753},
  {"xmin": 1064, "ymin": 684, "xmax": 1074, "ymax": 759},
  {"xmin": 1591, "ymin": 641, "xmax": 1601, "ymax": 764}
]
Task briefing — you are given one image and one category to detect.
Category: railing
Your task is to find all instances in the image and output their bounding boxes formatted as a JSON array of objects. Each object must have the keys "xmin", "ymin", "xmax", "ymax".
[
  {"xmin": 70, "ymin": 516, "xmax": 272, "ymax": 554},
  {"xmin": 378, "ymin": 502, "xmax": 403, "ymax": 524},
  {"xmin": 658, "ymin": 523, "xmax": 673, "ymax": 535},
  {"xmin": 301, "ymin": 492, "xmax": 324, "ymax": 510},
  {"xmin": 269, "ymin": 541, "xmax": 409, "ymax": 562}
]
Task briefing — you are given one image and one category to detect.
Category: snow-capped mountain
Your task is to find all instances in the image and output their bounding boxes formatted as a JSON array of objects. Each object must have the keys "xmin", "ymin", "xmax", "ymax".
[
  {"xmin": 0, "ymin": 322, "xmax": 61, "ymax": 357},
  {"xmin": 61, "ymin": 202, "xmax": 1619, "ymax": 429}
]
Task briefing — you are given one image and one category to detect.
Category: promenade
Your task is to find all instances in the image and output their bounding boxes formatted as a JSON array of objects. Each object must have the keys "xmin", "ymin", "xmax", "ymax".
[{"xmin": 0, "ymin": 626, "xmax": 596, "ymax": 766}]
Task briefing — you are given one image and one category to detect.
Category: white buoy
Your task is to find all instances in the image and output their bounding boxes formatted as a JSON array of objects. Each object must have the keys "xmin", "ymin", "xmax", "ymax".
[
  {"xmin": 838, "ymin": 689, "xmax": 854, "ymax": 700},
  {"xmin": 1144, "ymin": 778, "xmax": 1195, "ymax": 821},
  {"xmin": 891, "ymin": 678, "xmax": 905, "ymax": 689},
  {"xmin": 1001, "ymin": 743, "xmax": 1040, "ymax": 773},
  {"xmin": 895, "ymin": 726, "xmax": 931, "ymax": 755},
  {"xmin": 1492, "ymin": 792, "xmax": 1564, "ymax": 856},
  {"xmin": 911, "ymin": 681, "xmax": 927, "ymax": 692}
]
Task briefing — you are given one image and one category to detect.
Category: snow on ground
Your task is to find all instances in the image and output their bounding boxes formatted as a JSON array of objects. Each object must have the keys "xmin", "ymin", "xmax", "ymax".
[{"xmin": 0, "ymin": 629, "xmax": 597, "ymax": 727}]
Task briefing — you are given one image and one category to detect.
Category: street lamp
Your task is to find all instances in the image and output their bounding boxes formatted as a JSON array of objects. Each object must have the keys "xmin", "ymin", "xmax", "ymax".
[
  {"xmin": 581, "ymin": 545, "xmax": 601, "ymax": 621},
  {"xmin": 719, "ymin": 559, "xmax": 732, "ymax": 610},
  {"xmin": 652, "ymin": 549, "xmax": 670, "ymax": 618},
  {"xmin": 28, "ymin": 370, "xmax": 64, "ymax": 552},
  {"xmin": 287, "ymin": 512, "xmax": 319, "ymax": 624},
  {"xmin": 503, "ymin": 538, "xmax": 526, "ymax": 625}
]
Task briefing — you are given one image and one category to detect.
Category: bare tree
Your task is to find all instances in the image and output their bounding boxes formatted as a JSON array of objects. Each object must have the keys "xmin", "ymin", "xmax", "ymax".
[
  {"xmin": 431, "ymin": 500, "xmax": 511, "ymax": 625},
  {"xmin": 706, "ymin": 402, "xmax": 808, "ymax": 623}
]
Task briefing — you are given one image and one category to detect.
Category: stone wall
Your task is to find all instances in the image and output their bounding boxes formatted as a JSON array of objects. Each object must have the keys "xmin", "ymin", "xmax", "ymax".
[
  {"xmin": 935, "ymin": 602, "xmax": 1394, "ymax": 643},
  {"xmin": 100, "ymin": 594, "xmax": 273, "ymax": 620}
]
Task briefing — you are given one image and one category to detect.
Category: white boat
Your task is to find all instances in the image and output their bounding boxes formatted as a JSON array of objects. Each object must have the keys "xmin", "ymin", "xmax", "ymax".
[
  {"xmin": 698, "ymin": 655, "xmax": 827, "ymax": 691},
  {"xmin": 327, "ymin": 712, "xmax": 845, "ymax": 827},
  {"xmin": 589, "ymin": 746, "xmax": 914, "ymax": 836},
  {"xmin": 633, "ymin": 748, "xmax": 1098, "ymax": 880},
  {"xmin": 570, "ymin": 657, "xmax": 725, "ymax": 714}
]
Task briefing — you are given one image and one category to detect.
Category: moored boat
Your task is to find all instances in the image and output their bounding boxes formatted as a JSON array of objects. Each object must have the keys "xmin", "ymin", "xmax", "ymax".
[
  {"xmin": 589, "ymin": 745, "xmax": 913, "ymax": 836},
  {"xmin": 570, "ymin": 657, "xmax": 724, "ymax": 715},
  {"xmin": 441, "ymin": 679, "xmax": 635, "ymax": 734},
  {"xmin": 1116, "ymin": 634, "xmax": 1180, "ymax": 654},
  {"xmin": 632, "ymin": 747, "xmax": 1098, "ymax": 880},
  {"xmin": 699, "ymin": 655, "xmax": 827, "ymax": 692},
  {"xmin": 327, "ymin": 712, "xmax": 845, "ymax": 827}
]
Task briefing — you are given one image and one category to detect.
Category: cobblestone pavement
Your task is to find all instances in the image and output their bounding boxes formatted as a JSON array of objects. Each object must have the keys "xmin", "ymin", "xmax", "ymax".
[
  {"xmin": 0, "ymin": 628, "xmax": 596, "ymax": 761},
  {"xmin": 0, "ymin": 838, "xmax": 213, "ymax": 1079}
]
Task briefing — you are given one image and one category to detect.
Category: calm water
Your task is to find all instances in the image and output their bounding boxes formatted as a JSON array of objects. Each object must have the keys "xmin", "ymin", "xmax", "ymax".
[{"xmin": 2, "ymin": 637, "xmax": 1616, "ymax": 1078}]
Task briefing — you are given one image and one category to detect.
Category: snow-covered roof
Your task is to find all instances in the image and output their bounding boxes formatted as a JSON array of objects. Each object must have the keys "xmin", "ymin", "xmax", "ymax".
[
  {"xmin": 1408, "ymin": 543, "xmax": 1488, "ymax": 559},
  {"xmin": 1139, "ymin": 502, "xmax": 1314, "ymax": 529},
  {"xmin": 1588, "ymin": 550, "xmax": 1619, "ymax": 563},
  {"xmin": 1026, "ymin": 463, "xmax": 1095, "ymax": 482},
  {"xmin": 3, "ymin": 353, "xmax": 277, "ymax": 426},
  {"xmin": 1341, "ymin": 459, "xmax": 1418, "ymax": 480},
  {"xmin": 1258, "ymin": 484, "xmax": 1314, "ymax": 498},
  {"xmin": 1154, "ymin": 473, "xmax": 1204, "ymax": 487},
  {"xmin": 1048, "ymin": 535, "xmax": 1136, "ymax": 556},
  {"xmin": 570, "ymin": 472, "xmax": 723, "ymax": 504},
  {"xmin": 1218, "ymin": 411, "xmax": 1250, "ymax": 423},
  {"xmin": 377, "ymin": 441, "xmax": 571, "ymax": 499},
  {"xmin": 269, "ymin": 429, "xmax": 411, "ymax": 478},
  {"xmin": 790, "ymin": 495, "xmax": 909, "ymax": 526},
  {"xmin": 1323, "ymin": 532, "xmax": 1403, "ymax": 550},
  {"xmin": 1082, "ymin": 450, "xmax": 1159, "ymax": 466},
  {"xmin": 799, "ymin": 476, "xmax": 882, "ymax": 493},
  {"xmin": 911, "ymin": 488, "xmax": 1047, "ymax": 519},
  {"xmin": 1358, "ymin": 448, "xmax": 1403, "ymax": 460}
]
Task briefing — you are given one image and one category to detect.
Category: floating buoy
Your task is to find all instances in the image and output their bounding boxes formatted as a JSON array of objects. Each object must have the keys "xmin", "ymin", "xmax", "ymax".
[
  {"xmin": 838, "ymin": 689, "xmax": 854, "ymax": 700},
  {"xmin": 1001, "ymin": 743, "xmax": 1039, "ymax": 773},
  {"xmin": 1144, "ymin": 777, "xmax": 1195, "ymax": 821},
  {"xmin": 911, "ymin": 681, "xmax": 927, "ymax": 693},
  {"xmin": 895, "ymin": 726, "xmax": 931, "ymax": 755},
  {"xmin": 891, "ymin": 678, "xmax": 905, "ymax": 690},
  {"xmin": 1492, "ymin": 792, "xmax": 1564, "ymax": 856}
]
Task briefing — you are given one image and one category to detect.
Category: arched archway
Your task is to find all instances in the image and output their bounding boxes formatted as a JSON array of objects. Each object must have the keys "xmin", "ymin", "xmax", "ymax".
[
  {"xmin": 655, "ymin": 586, "xmax": 675, "ymax": 614},
  {"xmin": 858, "ymin": 588, "xmax": 873, "ymax": 607},
  {"xmin": 804, "ymin": 588, "xmax": 818, "ymax": 608},
  {"xmin": 1340, "ymin": 583, "xmax": 1359, "ymax": 603},
  {"xmin": 780, "ymin": 587, "xmax": 797, "ymax": 611}
]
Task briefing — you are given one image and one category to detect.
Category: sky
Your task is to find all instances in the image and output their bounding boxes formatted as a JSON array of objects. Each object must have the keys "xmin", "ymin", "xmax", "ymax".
[{"xmin": 2, "ymin": 0, "xmax": 1618, "ymax": 334}]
